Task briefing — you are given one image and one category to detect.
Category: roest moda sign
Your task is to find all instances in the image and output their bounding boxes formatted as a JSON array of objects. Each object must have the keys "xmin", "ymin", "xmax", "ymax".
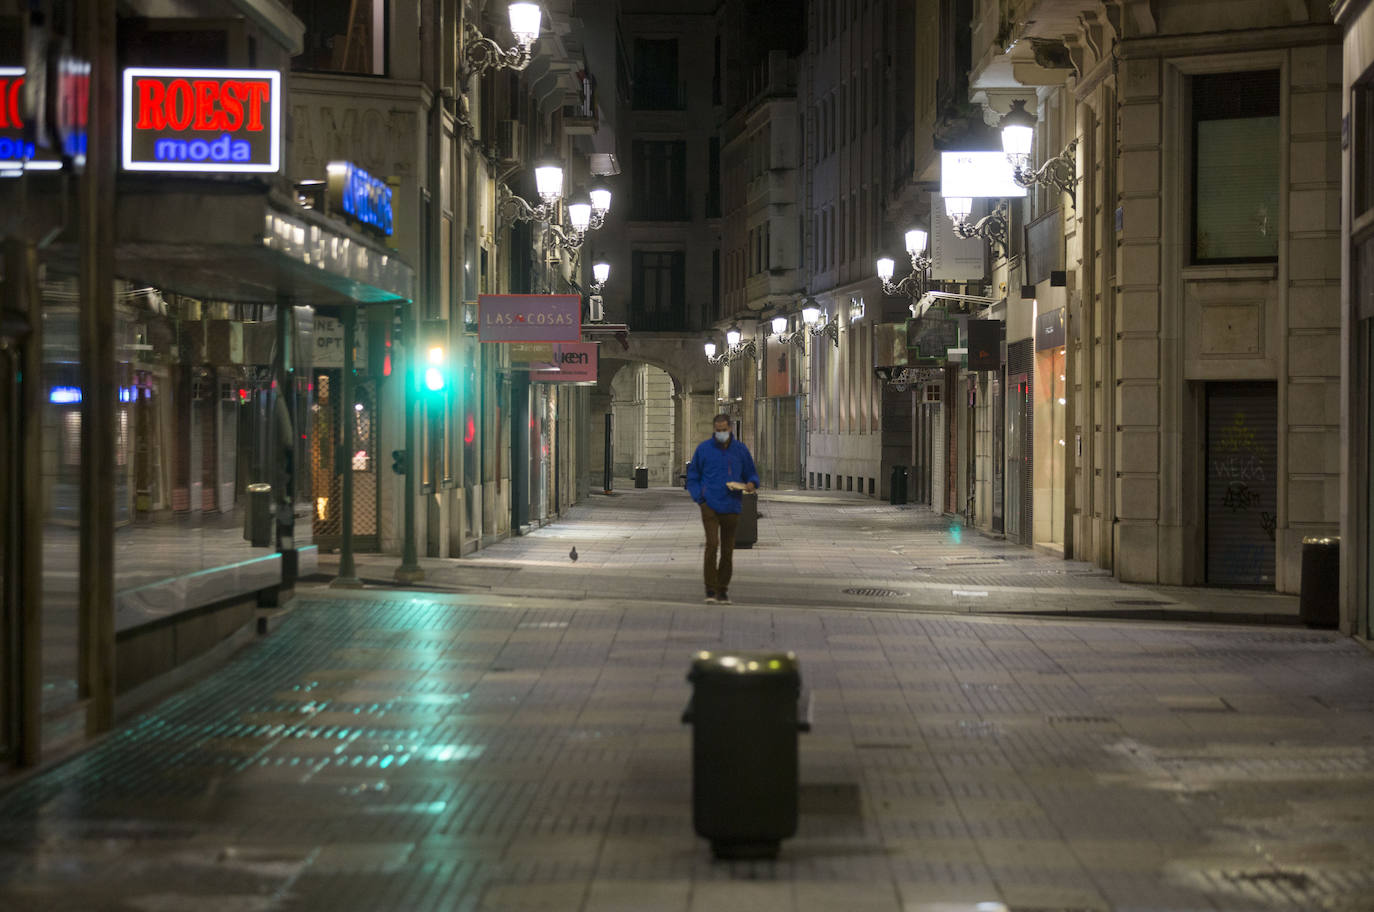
[
  {"xmin": 478, "ymin": 294, "xmax": 582, "ymax": 343},
  {"xmin": 122, "ymin": 67, "xmax": 281, "ymax": 173}
]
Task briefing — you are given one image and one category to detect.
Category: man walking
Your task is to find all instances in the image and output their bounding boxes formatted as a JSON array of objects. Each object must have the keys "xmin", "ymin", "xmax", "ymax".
[{"xmin": 685, "ymin": 414, "xmax": 760, "ymax": 604}]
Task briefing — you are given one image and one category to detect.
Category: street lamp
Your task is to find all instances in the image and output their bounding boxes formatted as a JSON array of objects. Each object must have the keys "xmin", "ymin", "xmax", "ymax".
[
  {"xmin": 500, "ymin": 161, "xmax": 563, "ymax": 224},
  {"xmin": 462, "ymin": 2, "xmax": 543, "ymax": 80},
  {"xmin": 877, "ymin": 228, "xmax": 931, "ymax": 301},
  {"xmin": 590, "ymin": 261, "xmax": 610, "ymax": 295},
  {"xmin": 772, "ymin": 316, "xmax": 788, "ymax": 335},
  {"xmin": 589, "ymin": 187, "xmax": 612, "ymax": 229},
  {"xmin": 703, "ymin": 326, "xmax": 757, "ymax": 363},
  {"xmin": 945, "ymin": 195, "xmax": 1009, "ymax": 258},
  {"xmin": 1000, "ymin": 99, "xmax": 1079, "ymax": 206},
  {"xmin": 801, "ymin": 304, "xmax": 838, "ymax": 347}
]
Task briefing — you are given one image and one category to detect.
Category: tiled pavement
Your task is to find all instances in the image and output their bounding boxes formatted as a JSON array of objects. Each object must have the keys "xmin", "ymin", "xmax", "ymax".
[
  {"xmin": 4, "ymin": 489, "xmax": 1371, "ymax": 911},
  {"xmin": 321, "ymin": 487, "xmax": 1300, "ymax": 625}
]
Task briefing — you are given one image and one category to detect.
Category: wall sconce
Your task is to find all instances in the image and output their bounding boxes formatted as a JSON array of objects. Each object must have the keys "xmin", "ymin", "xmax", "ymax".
[
  {"xmin": 703, "ymin": 326, "xmax": 757, "ymax": 363},
  {"xmin": 801, "ymin": 303, "xmax": 839, "ymax": 347},
  {"xmin": 499, "ymin": 162, "xmax": 564, "ymax": 224},
  {"xmin": 547, "ymin": 197, "xmax": 593, "ymax": 251},
  {"xmin": 588, "ymin": 187, "xmax": 612, "ymax": 230},
  {"xmin": 877, "ymin": 229, "xmax": 930, "ymax": 301},
  {"xmin": 462, "ymin": 2, "xmax": 542, "ymax": 81},
  {"xmin": 945, "ymin": 196, "xmax": 1009, "ymax": 258},
  {"xmin": 775, "ymin": 313, "xmax": 806, "ymax": 347},
  {"xmin": 590, "ymin": 261, "xmax": 610, "ymax": 295},
  {"xmin": 1001, "ymin": 99, "xmax": 1079, "ymax": 206}
]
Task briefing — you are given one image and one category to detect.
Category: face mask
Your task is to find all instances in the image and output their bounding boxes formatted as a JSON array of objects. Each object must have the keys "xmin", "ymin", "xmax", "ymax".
[{"xmin": 714, "ymin": 431, "xmax": 730, "ymax": 443}]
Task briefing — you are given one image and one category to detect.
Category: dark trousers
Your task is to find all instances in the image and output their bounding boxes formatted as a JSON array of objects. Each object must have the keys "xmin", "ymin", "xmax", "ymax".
[{"xmin": 700, "ymin": 503, "xmax": 740, "ymax": 593}]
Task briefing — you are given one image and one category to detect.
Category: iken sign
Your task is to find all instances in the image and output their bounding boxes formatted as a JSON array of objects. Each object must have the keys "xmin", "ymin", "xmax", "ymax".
[{"xmin": 122, "ymin": 67, "xmax": 281, "ymax": 173}]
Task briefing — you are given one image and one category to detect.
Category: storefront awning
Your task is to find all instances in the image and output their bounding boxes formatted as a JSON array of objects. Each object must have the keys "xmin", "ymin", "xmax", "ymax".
[{"xmin": 45, "ymin": 178, "xmax": 414, "ymax": 305}]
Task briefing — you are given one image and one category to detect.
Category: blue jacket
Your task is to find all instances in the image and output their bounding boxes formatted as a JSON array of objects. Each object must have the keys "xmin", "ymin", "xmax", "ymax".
[{"xmin": 685, "ymin": 436, "xmax": 760, "ymax": 514}]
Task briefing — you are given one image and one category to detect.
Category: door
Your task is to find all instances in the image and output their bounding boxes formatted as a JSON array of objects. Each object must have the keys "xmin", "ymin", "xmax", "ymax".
[{"xmin": 1205, "ymin": 382, "xmax": 1277, "ymax": 586}]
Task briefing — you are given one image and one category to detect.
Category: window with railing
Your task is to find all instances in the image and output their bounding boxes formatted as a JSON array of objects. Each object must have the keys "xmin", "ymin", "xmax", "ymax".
[
  {"xmin": 631, "ymin": 251, "xmax": 687, "ymax": 331},
  {"xmin": 632, "ymin": 140, "xmax": 688, "ymax": 220}
]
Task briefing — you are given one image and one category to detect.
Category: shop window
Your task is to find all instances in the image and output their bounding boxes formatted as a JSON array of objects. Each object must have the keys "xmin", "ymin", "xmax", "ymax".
[
  {"xmin": 1356, "ymin": 80, "xmax": 1374, "ymax": 220},
  {"xmin": 1191, "ymin": 71, "xmax": 1279, "ymax": 263},
  {"xmin": 293, "ymin": 0, "xmax": 388, "ymax": 76}
]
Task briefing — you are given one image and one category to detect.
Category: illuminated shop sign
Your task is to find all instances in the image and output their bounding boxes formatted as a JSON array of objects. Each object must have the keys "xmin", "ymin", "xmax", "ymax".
[
  {"xmin": 477, "ymin": 294, "xmax": 582, "ymax": 343},
  {"xmin": 121, "ymin": 67, "xmax": 281, "ymax": 173},
  {"xmin": 53, "ymin": 55, "xmax": 90, "ymax": 167},
  {"xmin": 940, "ymin": 151, "xmax": 1027, "ymax": 199},
  {"xmin": 327, "ymin": 161, "xmax": 393, "ymax": 236},
  {"xmin": 49, "ymin": 386, "xmax": 138, "ymax": 404},
  {"xmin": 0, "ymin": 67, "xmax": 62, "ymax": 175},
  {"xmin": 531, "ymin": 342, "xmax": 599, "ymax": 383}
]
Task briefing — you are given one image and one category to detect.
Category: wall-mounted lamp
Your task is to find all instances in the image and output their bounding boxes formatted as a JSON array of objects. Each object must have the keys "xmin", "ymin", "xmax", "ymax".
[
  {"xmin": 945, "ymin": 197, "xmax": 1009, "ymax": 258},
  {"xmin": 877, "ymin": 228, "xmax": 930, "ymax": 301},
  {"xmin": 1001, "ymin": 99, "xmax": 1079, "ymax": 206},
  {"xmin": 801, "ymin": 302, "xmax": 839, "ymax": 347},
  {"xmin": 499, "ymin": 162, "xmax": 563, "ymax": 224},
  {"xmin": 462, "ymin": 2, "xmax": 543, "ymax": 81},
  {"xmin": 590, "ymin": 261, "xmax": 610, "ymax": 295},
  {"xmin": 704, "ymin": 326, "xmax": 757, "ymax": 363},
  {"xmin": 588, "ymin": 187, "xmax": 612, "ymax": 230}
]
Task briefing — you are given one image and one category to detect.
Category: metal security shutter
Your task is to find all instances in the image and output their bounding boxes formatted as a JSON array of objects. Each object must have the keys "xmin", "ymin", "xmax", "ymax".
[{"xmin": 1206, "ymin": 382, "xmax": 1277, "ymax": 586}]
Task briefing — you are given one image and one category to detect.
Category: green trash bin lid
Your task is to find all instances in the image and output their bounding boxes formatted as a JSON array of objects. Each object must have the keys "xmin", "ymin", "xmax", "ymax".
[{"xmin": 690, "ymin": 650, "xmax": 797, "ymax": 676}]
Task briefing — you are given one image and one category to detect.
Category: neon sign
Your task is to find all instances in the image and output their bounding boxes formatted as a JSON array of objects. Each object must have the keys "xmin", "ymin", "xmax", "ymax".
[
  {"xmin": 121, "ymin": 67, "xmax": 281, "ymax": 173},
  {"xmin": 0, "ymin": 67, "xmax": 58, "ymax": 174},
  {"xmin": 327, "ymin": 161, "xmax": 393, "ymax": 236}
]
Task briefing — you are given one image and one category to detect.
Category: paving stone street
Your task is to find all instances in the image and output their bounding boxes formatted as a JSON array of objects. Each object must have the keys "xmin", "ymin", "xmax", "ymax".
[{"xmin": 2, "ymin": 488, "xmax": 1373, "ymax": 911}]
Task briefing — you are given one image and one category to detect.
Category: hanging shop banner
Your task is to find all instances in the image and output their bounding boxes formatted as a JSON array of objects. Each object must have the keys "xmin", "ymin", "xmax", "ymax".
[
  {"xmin": 1035, "ymin": 306, "xmax": 1065, "ymax": 352},
  {"xmin": 966, "ymin": 319, "xmax": 1002, "ymax": 371},
  {"xmin": 940, "ymin": 151, "xmax": 1027, "ymax": 199},
  {"xmin": 478, "ymin": 294, "xmax": 581, "ymax": 343},
  {"xmin": 508, "ymin": 342, "xmax": 556, "ymax": 364},
  {"xmin": 907, "ymin": 307, "xmax": 960, "ymax": 361},
  {"xmin": 532, "ymin": 342, "xmax": 599, "ymax": 383},
  {"xmin": 327, "ymin": 160, "xmax": 393, "ymax": 236},
  {"xmin": 122, "ymin": 67, "xmax": 282, "ymax": 173}
]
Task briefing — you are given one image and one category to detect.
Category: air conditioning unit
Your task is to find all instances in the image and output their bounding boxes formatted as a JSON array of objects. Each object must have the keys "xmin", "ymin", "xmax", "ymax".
[{"xmin": 498, "ymin": 120, "xmax": 524, "ymax": 165}]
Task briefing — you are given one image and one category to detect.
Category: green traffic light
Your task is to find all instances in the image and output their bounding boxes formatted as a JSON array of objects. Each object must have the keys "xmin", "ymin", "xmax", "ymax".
[{"xmin": 424, "ymin": 345, "xmax": 447, "ymax": 392}]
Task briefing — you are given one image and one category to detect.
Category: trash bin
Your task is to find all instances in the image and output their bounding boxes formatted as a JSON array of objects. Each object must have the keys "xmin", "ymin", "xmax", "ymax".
[
  {"xmin": 889, "ymin": 465, "xmax": 908, "ymax": 505},
  {"xmin": 734, "ymin": 491, "xmax": 757, "ymax": 549},
  {"xmin": 1299, "ymin": 536, "xmax": 1340, "ymax": 629},
  {"xmin": 681, "ymin": 650, "xmax": 810, "ymax": 859},
  {"xmin": 244, "ymin": 482, "xmax": 273, "ymax": 547},
  {"xmin": 634, "ymin": 466, "xmax": 649, "ymax": 488}
]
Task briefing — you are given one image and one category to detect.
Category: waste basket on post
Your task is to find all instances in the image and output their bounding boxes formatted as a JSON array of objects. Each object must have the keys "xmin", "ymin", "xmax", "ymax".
[
  {"xmin": 681, "ymin": 650, "xmax": 810, "ymax": 860},
  {"xmin": 889, "ymin": 465, "xmax": 908, "ymax": 505},
  {"xmin": 634, "ymin": 466, "xmax": 649, "ymax": 488},
  {"xmin": 735, "ymin": 491, "xmax": 758, "ymax": 548},
  {"xmin": 244, "ymin": 483, "xmax": 273, "ymax": 547},
  {"xmin": 1299, "ymin": 536, "xmax": 1340, "ymax": 628}
]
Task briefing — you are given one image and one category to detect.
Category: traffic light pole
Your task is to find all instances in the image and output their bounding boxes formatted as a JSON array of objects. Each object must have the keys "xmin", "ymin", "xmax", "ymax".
[
  {"xmin": 331, "ymin": 306, "xmax": 362, "ymax": 588},
  {"xmin": 396, "ymin": 301, "xmax": 424, "ymax": 583}
]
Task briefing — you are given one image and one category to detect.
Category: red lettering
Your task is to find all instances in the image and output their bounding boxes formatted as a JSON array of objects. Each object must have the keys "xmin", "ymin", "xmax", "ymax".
[
  {"xmin": 218, "ymin": 81, "xmax": 244, "ymax": 132},
  {"xmin": 0, "ymin": 77, "xmax": 23, "ymax": 130},
  {"xmin": 165, "ymin": 79, "xmax": 193, "ymax": 131},
  {"xmin": 242, "ymin": 81, "xmax": 269, "ymax": 131},
  {"xmin": 135, "ymin": 79, "xmax": 164, "ymax": 130},
  {"xmin": 192, "ymin": 80, "xmax": 218, "ymax": 130}
]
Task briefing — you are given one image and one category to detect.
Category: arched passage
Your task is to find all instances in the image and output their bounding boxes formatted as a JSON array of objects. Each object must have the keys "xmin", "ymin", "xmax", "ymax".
[{"xmin": 585, "ymin": 334, "xmax": 718, "ymax": 492}]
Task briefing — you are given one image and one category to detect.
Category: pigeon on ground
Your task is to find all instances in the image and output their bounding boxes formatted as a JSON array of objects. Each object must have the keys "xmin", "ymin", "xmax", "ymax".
[{"xmin": 569, "ymin": 546, "xmax": 578, "ymax": 562}]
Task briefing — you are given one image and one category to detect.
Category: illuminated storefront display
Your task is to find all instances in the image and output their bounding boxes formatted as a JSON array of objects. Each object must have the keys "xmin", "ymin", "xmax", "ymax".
[
  {"xmin": 121, "ymin": 67, "xmax": 281, "ymax": 173},
  {"xmin": 327, "ymin": 161, "xmax": 393, "ymax": 236}
]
